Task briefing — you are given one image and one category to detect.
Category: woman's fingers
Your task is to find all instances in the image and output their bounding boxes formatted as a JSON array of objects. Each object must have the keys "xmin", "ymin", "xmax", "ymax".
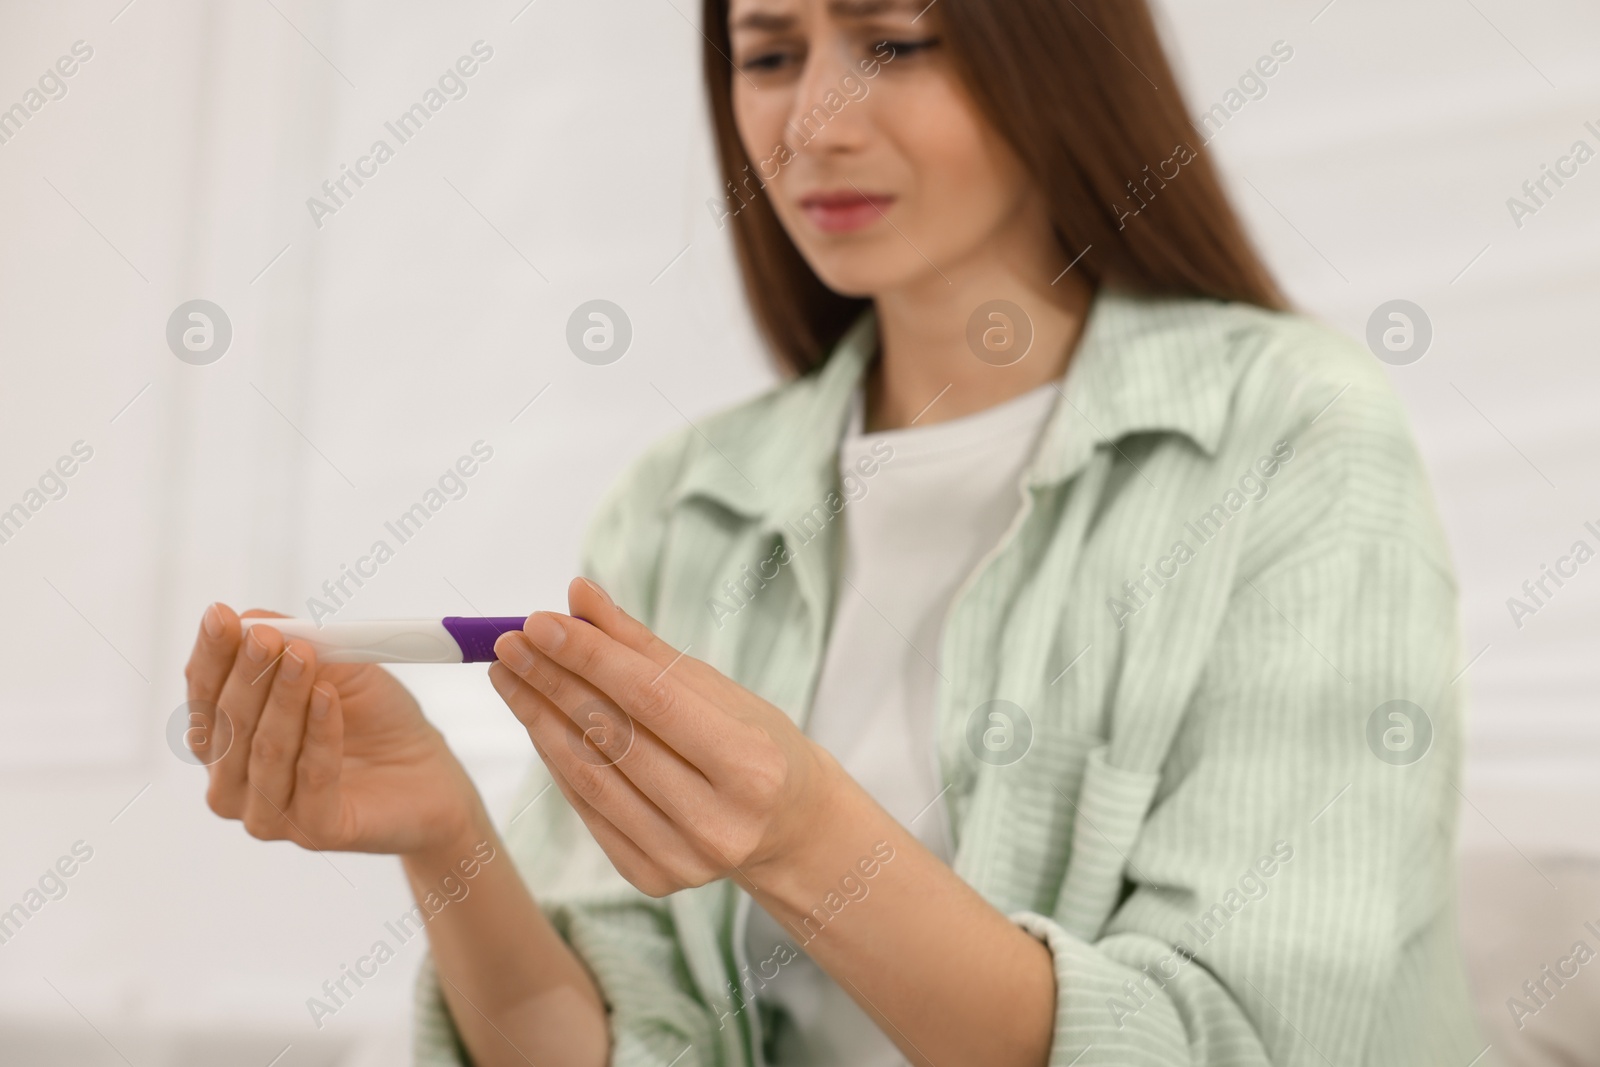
[
  {"xmin": 566, "ymin": 578, "xmax": 725, "ymax": 697},
  {"xmin": 493, "ymin": 631, "xmax": 715, "ymax": 804},
  {"xmin": 527, "ymin": 752, "xmax": 682, "ymax": 899},
  {"xmin": 242, "ymin": 639, "xmax": 319, "ymax": 837},
  {"xmin": 291, "ymin": 683, "xmax": 345, "ymax": 842},
  {"xmin": 184, "ymin": 602, "xmax": 236, "ymax": 706},
  {"xmin": 488, "ymin": 662, "xmax": 720, "ymax": 885},
  {"xmin": 509, "ymin": 611, "xmax": 746, "ymax": 774},
  {"xmin": 183, "ymin": 602, "xmax": 239, "ymax": 766},
  {"xmin": 207, "ymin": 618, "xmax": 287, "ymax": 815}
]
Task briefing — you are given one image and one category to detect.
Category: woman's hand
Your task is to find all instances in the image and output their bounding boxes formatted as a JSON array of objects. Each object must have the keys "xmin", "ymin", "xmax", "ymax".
[
  {"xmin": 183, "ymin": 603, "xmax": 485, "ymax": 857},
  {"xmin": 487, "ymin": 579, "xmax": 1057, "ymax": 1067},
  {"xmin": 486, "ymin": 578, "xmax": 849, "ymax": 897}
]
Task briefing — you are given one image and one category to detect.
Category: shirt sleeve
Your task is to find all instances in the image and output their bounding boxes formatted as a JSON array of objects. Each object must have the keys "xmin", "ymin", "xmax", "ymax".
[
  {"xmin": 410, "ymin": 830, "xmax": 721, "ymax": 1067},
  {"xmin": 413, "ymin": 430, "xmax": 728, "ymax": 1067},
  {"xmin": 1009, "ymin": 533, "xmax": 1477, "ymax": 1066}
]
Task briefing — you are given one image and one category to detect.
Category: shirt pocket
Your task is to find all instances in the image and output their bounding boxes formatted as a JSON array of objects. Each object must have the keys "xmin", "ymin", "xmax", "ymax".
[
  {"xmin": 1050, "ymin": 744, "xmax": 1161, "ymax": 941},
  {"xmin": 952, "ymin": 725, "xmax": 1104, "ymax": 918}
]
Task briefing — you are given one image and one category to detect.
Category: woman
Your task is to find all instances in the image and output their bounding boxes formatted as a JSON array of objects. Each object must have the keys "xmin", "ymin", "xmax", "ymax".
[{"xmin": 182, "ymin": 0, "xmax": 1482, "ymax": 1063}]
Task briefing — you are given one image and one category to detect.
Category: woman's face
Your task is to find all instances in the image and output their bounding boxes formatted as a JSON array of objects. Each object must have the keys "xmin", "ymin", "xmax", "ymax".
[{"xmin": 726, "ymin": 0, "xmax": 1047, "ymax": 298}]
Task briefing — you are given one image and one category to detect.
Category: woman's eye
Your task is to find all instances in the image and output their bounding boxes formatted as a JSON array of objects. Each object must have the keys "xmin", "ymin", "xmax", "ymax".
[
  {"xmin": 739, "ymin": 49, "xmax": 799, "ymax": 74},
  {"xmin": 872, "ymin": 37, "xmax": 940, "ymax": 60}
]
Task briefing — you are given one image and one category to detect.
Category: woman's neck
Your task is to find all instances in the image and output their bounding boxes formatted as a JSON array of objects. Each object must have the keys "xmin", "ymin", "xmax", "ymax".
[{"xmin": 862, "ymin": 205, "xmax": 1095, "ymax": 433}]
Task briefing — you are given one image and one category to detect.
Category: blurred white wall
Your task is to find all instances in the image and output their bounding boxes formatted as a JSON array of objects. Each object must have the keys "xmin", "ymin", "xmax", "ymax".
[{"xmin": 0, "ymin": 0, "xmax": 1595, "ymax": 1063}]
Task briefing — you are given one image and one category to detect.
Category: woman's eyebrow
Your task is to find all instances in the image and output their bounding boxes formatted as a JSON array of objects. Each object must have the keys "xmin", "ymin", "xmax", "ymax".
[
  {"xmin": 731, "ymin": 0, "xmax": 924, "ymax": 32},
  {"xmin": 731, "ymin": 10, "xmax": 797, "ymax": 32},
  {"xmin": 828, "ymin": 0, "xmax": 927, "ymax": 18}
]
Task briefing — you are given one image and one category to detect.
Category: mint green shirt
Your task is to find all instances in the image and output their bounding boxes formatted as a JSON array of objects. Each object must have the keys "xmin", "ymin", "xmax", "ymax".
[{"xmin": 414, "ymin": 289, "xmax": 1482, "ymax": 1066}]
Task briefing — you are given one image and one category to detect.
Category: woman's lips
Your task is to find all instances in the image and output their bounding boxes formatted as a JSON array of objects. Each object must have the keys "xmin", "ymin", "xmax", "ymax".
[{"xmin": 799, "ymin": 191, "xmax": 896, "ymax": 234}]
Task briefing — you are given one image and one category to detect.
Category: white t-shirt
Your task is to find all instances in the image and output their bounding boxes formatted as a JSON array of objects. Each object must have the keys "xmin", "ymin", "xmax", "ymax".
[{"xmin": 735, "ymin": 378, "xmax": 1061, "ymax": 1066}]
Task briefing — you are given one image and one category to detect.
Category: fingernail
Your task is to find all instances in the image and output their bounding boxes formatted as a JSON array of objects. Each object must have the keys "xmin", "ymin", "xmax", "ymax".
[
  {"xmin": 524, "ymin": 613, "xmax": 566, "ymax": 652},
  {"xmin": 244, "ymin": 627, "xmax": 270, "ymax": 663},
  {"xmin": 580, "ymin": 577, "xmax": 612, "ymax": 604},
  {"xmin": 202, "ymin": 603, "xmax": 224, "ymax": 639},
  {"xmin": 310, "ymin": 685, "xmax": 330, "ymax": 719},
  {"xmin": 280, "ymin": 648, "xmax": 305, "ymax": 681},
  {"xmin": 496, "ymin": 632, "xmax": 535, "ymax": 672}
]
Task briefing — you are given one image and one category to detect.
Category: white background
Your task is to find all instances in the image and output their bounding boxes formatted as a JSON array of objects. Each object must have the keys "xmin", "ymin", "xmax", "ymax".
[{"xmin": 0, "ymin": 0, "xmax": 1596, "ymax": 1063}]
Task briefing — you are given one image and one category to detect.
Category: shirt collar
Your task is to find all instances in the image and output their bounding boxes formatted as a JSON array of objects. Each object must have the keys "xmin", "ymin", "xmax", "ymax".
[{"xmin": 669, "ymin": 286, "xmax": 1244, "ymax": 522}]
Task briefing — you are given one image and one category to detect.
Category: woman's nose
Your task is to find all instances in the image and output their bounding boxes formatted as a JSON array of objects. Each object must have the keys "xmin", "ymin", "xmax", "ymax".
[{"xmin": 784, "ymin": 42, "xmax": 871, "ymax": 156}]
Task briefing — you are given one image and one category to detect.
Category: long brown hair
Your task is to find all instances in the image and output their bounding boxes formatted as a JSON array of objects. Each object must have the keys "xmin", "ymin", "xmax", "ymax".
[{"xmin": 701, "ymin": 0, "xmax": 1287, "ymax": 375}]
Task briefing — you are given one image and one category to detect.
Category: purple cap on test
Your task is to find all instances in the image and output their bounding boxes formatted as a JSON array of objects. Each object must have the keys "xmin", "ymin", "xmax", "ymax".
[{"xmin": 442, "ymin": 617, "xmax": 530, "ymax": 662}]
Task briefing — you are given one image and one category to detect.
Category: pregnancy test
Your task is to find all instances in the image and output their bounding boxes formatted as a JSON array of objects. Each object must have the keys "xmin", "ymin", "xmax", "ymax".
[{"xmin": 237, "ymin": 616, "xmax": 529, "ymax": 664}]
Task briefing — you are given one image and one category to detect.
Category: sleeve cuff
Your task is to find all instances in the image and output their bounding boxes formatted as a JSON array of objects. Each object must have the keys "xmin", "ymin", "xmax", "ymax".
[{"xmin": 1011, "ymin": 910, "xmax": 1199, "ymax": 1067}]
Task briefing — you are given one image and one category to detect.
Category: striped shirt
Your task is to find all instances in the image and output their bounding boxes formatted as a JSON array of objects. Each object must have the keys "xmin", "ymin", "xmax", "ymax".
[{"xmin": 414, "ymin": 288, "xmax": 1483, "ymax": 1066}]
